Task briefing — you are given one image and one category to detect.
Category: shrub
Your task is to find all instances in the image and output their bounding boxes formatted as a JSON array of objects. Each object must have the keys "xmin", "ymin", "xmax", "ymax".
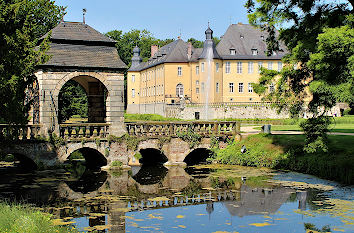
[{"xmin": 110, "ymin": 160, "xmax": 123, "ymax": 168}]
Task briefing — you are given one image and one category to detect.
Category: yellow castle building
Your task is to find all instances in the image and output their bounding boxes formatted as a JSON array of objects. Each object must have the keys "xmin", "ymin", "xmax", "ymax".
[{"xmin": 127, "ymin": 23, "xmax": 287, "ymax": 119}]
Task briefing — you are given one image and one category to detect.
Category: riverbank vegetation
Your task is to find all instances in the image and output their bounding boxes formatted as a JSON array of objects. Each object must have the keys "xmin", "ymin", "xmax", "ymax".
[
  {"xmin": 211, "ymin": 134, "xmax": 354, "ymax": 184},
  {"xmin": 0, "ymin": 202, "xmax": 77, "ymax": 233}
]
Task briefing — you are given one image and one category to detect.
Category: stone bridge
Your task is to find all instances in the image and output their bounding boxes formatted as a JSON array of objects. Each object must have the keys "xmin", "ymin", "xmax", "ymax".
[{"xmin": 0, "ymin": 121, "xmax": 240, "ymax": 169}]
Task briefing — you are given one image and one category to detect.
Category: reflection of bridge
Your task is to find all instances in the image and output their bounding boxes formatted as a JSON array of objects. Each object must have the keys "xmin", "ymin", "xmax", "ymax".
[
  {"xmin": 0, "ymin": 121, "xmax": 240, "ymax": 168},
  {"xmin": 54, "ymin": 167, "xmax": 295, "ymax": 232}
]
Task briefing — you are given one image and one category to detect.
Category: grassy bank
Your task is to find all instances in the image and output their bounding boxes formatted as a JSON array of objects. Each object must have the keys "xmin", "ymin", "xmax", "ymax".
[
  {"xmin": 0, "ymin": 202, "xmax": 77, "ymax": 233},
  {"xmin": 211, "ymin": 134, "xmax": 354, "ymax": 184},
  {"xmin": 124, "ymin": 113, "xmax": 182, "ymax": 122}
]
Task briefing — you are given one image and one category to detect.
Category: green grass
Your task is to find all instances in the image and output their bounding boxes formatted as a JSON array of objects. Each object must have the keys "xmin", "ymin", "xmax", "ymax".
[
  {"xmin": 212, "ymin": 134, "xmax": 354, "ymax": 184},
  {"xmin": 124, "ymin": 113, "xmax": 182, "ymax": 122},
  {"xmin": 254, "ymin": 123, "xmax": 354, "ymax": 133},
  {"xmin": 0, "ymin": 202, "xmax": 77, "ymax": 233}
]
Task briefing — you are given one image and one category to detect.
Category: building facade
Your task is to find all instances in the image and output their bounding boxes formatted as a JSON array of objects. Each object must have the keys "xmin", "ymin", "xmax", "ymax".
[{"xmin": 127, "ymin": 23, "xmax": 286, "ymax": 119}]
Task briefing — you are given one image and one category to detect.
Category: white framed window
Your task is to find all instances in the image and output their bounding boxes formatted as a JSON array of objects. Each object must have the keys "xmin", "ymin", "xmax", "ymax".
[
  {"xmin": 252, "ymin": 48, "xmax": 258, "ymax": 55},
  {"xmin": 132, "ymin": 75, "xmax": 135, "ymax": 83},
  {"xmin": 248, "ymin": 83, "xmax": 253, "ymax": 93},
  {"xmin": 216, "ymin": 82, "xmax": 219, "ymax": 93},
  {"xmin": 225, "ymin": 62, "xmax": 231, "ymax": 73},
  {"xmin": 201, "ymin": 63, "xmax": 205, "ymax": 72},
  {"xmin": 216, "ymin": 63, "xmax": 219, "ymax": 72},
  {"xmin": 196, "ymin": 66, "xmax": 199, "ymax": 75},
  {"xmin": 201, "ymin": 82, "xmax": 205, "ymax": 92},
  {"xmin": 176, "ymin": 83, "xmax": 184, "ymax": 97},
  {"xmin": 237, "ymin": 62, "xmax": 242, "ymax": 73},
  {"xmin": 196, "ymin": 80, "xmax": 199, "ymax": 85},
  {"xmin": 278, "ymin": 62, "xmax": 282, "ymax": 72},
  {"xmin": 239, "ymin": 83, "xmax": 244, "ymax": 93},
  {"xmin": 248, "ymin": 62, "xmax": 253, "ymax": 73},
  {"xmin": 229, "ymin": 83, "xmax": 234, "ymax": 93},
  {"xmin": 258, "ymin": 62, "xmax": 263, "ymax": 73},
  {"xmin": 196, "ymin": 87, "xmax": 200, "ymax": 94},
  {"xmin": 269, "ymin": 83, "xmax": 275, "ymax": 93},
  {"xmin": 132, "ymin": 89, "xmax": 135, "ymax": 98},
  {"xmin": 230, "ymin": 49, "xmax": 236, "ymax": 55},
  {"xmin": 178, "ymin": 67, "xmax": 182, "ymax": 76},
  {"xmin": 268, "ymin": 61, "xmax": 273, "ymax": 70}
]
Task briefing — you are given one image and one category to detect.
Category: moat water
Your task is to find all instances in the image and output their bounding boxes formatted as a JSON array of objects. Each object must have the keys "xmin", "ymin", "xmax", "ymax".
[{"xmin": 0, "ymin": 161, "xmax": 353, "ymax": 233}]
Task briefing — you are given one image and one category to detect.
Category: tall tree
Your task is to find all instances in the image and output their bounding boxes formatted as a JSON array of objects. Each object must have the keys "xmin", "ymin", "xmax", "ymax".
[
  {"xmin": 0, "ymin": 0, "xmax": 65, "ymax": 124},
  {"xmin": 106, "ymin": 29, "xmax": 174, "ymax": 67},
  {"xmin": 246, "ymin": 0, "xmax": 353, "ymax": 152}
]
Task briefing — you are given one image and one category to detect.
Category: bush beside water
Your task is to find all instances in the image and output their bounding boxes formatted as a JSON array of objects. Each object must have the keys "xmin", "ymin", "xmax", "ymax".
[{"xmin": 211, "ymin": 134, "xmax": 354, "ymax": 184}]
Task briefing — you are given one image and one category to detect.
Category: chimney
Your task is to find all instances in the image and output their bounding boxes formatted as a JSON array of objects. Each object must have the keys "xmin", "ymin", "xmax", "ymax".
[
  {"xmin": 151, "ymin": 45, "xmax": 158, "ymax": 57},
  {"xmin": 187, "ymin": 42, "xmax": 192, "ymax": 59}
]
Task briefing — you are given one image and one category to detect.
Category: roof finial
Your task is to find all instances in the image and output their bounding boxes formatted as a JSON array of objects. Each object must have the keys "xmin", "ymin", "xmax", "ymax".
[
  {"xmin": 208, "ymin": 21, "xmax": 210, "ymax": 28},
  {"xmin": 83, "ymin": 8, "xmax": 87, "ymax": 24}
]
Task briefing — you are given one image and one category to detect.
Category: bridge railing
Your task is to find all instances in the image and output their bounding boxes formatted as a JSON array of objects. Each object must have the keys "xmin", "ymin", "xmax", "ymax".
[
  {"xmin": 0, "ymin": 124, "xmax": 42, "ymax": 141},
  {"xmin": 59, "ymin": 123, "xmax": 110, "ymax": 139},
  {"xmin": 125, "ymin": 121, "xmax": 240, "ymax": 137}
]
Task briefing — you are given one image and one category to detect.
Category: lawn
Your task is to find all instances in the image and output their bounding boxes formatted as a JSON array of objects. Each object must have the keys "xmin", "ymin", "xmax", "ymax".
[{"xmin": 252, "ymin": 115, "xmax": 354, "ymax": 133}]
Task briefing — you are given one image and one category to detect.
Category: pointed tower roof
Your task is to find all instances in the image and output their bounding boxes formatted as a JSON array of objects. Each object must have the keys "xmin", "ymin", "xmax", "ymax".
[{"xmin": 199, "ymin": 25, "xmax": 221, "ymax": 59}]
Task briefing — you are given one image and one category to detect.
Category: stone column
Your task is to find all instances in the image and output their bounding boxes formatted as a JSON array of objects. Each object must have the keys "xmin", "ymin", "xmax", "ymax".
[{"xmin": 106, "ymin": 73, "xmax": 126, "ymax": 136}]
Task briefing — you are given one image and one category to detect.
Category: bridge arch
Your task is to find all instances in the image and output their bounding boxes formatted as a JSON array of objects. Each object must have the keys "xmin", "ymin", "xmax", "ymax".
[
  {"xmin": 183, "ymin": 148, "xmax": 213, "ymax": 166},
  {"xmin": 61, "ymin": 142, "xmax": 107, "ymax": 168}
]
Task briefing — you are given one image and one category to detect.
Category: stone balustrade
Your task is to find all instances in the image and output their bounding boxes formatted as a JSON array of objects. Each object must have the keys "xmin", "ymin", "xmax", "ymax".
[
  {"xmin": 125, "ymin": 121, "xmax": 240, "ymax": 137},
  {"xmin": 0, "ymin": 124, "xmax": 42, "ymax": 141},
  {"xmin": 59, "ymin": 123, "xmax": 110, "ymax": 139}
]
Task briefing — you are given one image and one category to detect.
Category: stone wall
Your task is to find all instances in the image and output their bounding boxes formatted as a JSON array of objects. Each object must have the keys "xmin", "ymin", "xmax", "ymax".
[{"xmin": 127, "ymin": 103, "xmax": 343, "ymax": 120}]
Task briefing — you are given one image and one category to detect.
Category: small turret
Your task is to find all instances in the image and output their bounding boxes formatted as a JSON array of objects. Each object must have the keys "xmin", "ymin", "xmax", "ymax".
[
  {"xmin": 199, "ymin": 24, "xmax": 221, "ymax": 59},
  {"xmin": 131, "ymin": 45, "xmax": 142, "ymax": 68}
]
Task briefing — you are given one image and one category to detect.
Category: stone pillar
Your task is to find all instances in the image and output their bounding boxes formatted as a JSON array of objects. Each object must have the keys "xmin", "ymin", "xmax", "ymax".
[{"xmin": 106, "ymin": 74, "xmax": 126, "ymax": 136}]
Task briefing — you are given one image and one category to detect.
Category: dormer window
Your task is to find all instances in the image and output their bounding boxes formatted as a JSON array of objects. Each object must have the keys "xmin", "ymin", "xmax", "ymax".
[
  {"xmin": 261, "ymin": 35, "xmax": 264, "ymax": 40},
  {"xmin": 240, "ymin": 35, "xmax": 244, "ymax": 39},
  {"xmin": 273, "ymin": 51, "xmax": 277, "ymax": 56},
  {"xmin": 230, "ymin": 48, "xmax": 236, "ymax": 55},
  {"xmin": 251, "ymin": 48, "xmax": 258, "ymax": 56}
]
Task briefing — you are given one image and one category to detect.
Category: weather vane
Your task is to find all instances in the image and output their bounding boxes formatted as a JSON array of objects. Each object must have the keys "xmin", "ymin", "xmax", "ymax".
[{"xmin": 83, "ymin": 8, "xmax": 87, "ymax": 24}]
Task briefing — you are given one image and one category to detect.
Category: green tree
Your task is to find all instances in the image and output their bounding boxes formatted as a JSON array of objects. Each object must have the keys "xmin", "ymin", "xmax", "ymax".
[
  {"xmin": 187, "ymin": 38, "xmax": 203, "ymax": 48},
  {"xmin": 58, "ymin": 80, "xmax": 88, "ymax": 123},
  {"xmin": 0, "ymin": 0, "xmax": 65, "ymax": 124},
  {"xmin": 106, "ymin": 29, "xmax": 174, "ymax": 67},
  {"xmin": 246, "ymin": 0, "xmax": 354, "ymax": 152},
  {"xmin": 187, "ymin": 37, "xmax": 220, "ymax": 48}
]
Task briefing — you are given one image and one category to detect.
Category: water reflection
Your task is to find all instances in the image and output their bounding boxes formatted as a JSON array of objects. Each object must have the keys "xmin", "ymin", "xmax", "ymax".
[{"xmin": 0, "ymin": 162, "xmax": 352, "ymax": 232}]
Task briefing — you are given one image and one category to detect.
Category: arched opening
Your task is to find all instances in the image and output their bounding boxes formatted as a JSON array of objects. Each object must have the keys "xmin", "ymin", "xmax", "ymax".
[
  {"xmin": 64, "ymin": 148, "xmax": 108, "ymax": 193},
  {"xmin": 58, "ymin": 76, "xmax": 108, "ymax": 124},
  {"xmin": 0, "ymin": 153, "xmax": 37, "ymax": 170},
  {"xmin": 65, "ymin": 148, "xmax": 107, "ymax": 169},
  {"xmin": 184, "ymin": 148, "xmax": 213, "ymax": 166},
  {"xmin": 132, "ymin": 148, "xmax": 168, "ymax": 185},
  {"xmin": 139, "ymin": 148, "xmax": 168, "ymax": 165}
]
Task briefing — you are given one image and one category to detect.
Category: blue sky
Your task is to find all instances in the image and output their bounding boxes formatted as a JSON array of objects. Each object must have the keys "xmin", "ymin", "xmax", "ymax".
[{"xmin": 55, "ymin": 0, "xmax": 250, "ymax": 40}]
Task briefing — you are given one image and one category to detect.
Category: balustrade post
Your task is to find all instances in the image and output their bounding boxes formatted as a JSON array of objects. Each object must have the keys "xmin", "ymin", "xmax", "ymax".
[{"xmin": 85, "ymin": 126, "xmax": 91, "ymax": 138}]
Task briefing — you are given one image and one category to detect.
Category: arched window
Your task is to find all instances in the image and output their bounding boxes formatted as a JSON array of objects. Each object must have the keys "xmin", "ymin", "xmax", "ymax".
[{"xmin": 176, "ymin": 84, "xmax": 184, "ymax": 97}]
